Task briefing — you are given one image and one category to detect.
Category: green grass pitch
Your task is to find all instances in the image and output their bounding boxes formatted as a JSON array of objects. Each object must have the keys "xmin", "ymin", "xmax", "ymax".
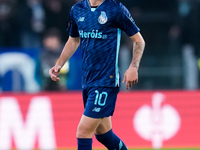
[
  {"xmin": 28, "ymin": 148, "xmax": 200, "ymax": 150},
  {"xmin": 93, "ymin": 149, "xmax": 200, "ymax": 150},
  {"xmin": 59, "ymin": 148, "xmax": 200, "ymax": 150}
]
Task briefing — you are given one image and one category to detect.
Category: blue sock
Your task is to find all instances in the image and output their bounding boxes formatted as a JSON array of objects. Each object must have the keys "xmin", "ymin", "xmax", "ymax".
[
  {"xmin": 95, "ymin": 129, "xmax": 128, "ymax": 150},
  {"xmin": 77, "ymin": 138, "xmax": 92, "ymax": 150}
]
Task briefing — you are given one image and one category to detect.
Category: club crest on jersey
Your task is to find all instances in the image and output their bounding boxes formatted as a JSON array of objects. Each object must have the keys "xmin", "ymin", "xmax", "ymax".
[{"xmin": 98, "ymin": 11, "xmax": 107, "ymax": 24}]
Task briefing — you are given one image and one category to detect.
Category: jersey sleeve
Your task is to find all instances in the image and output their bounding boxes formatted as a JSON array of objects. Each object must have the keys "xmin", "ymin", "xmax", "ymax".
[
  {"xmin": 116, "ymin": 3, "xmax": 140, "ymax": 37},
  {"xmin": 68, "ymin": 7, "xmax": 79, "ymax": 37}
]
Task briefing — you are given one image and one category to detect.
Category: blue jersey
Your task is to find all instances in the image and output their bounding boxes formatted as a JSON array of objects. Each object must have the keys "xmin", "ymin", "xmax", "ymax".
[{"xmin": 68, "ymin": 0, "xmax": 140, "ymax": 88}]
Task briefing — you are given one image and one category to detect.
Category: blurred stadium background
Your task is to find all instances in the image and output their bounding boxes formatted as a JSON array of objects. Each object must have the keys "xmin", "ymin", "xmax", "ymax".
[{"xmin": 0, "ymin": 0, "xmax": 200, "ymax": 150}]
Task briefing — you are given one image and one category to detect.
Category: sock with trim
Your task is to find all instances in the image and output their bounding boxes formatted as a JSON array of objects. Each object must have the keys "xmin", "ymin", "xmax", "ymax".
[{"xmin": 95, "ymin": 129, "xmax": 128, "ymax": 150}]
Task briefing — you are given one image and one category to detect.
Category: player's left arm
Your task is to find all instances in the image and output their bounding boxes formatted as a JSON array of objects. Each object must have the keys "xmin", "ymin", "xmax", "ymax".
[{"xmin": 122, "ymin": 32, "xmax": 145, "ymax": 89}]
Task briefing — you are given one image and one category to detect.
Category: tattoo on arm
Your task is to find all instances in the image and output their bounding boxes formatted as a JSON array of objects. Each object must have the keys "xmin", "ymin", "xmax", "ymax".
[{"xmin": 131, "ymin": 41, "xmax": 145, "ymax": 68}]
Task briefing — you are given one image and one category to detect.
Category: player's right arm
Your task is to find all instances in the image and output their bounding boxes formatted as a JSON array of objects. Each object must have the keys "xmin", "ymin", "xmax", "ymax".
[
  {"xmin": 49, "ymin": 36, "xmax": 80, "ymax": 82},
  {"xmin": 50, "ymin": 5, "xmax": 80, "ymax": 81}
]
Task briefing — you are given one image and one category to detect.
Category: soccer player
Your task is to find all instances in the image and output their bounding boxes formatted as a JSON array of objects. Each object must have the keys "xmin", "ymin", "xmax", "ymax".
[{"xmin": 49, "ymin": 0, "xmax": 145, "ymax": 149}]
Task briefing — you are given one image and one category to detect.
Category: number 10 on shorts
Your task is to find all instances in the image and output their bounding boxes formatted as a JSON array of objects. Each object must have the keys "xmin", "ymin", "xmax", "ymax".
[{"xmin": 94, "ymin": 90, "xmax": 108, "ymax": 106}]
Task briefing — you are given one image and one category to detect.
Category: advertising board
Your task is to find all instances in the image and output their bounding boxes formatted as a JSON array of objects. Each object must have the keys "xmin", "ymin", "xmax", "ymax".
[{"xmin": 0, "ymin": 91, "xmax": 199, "ymax": 149}]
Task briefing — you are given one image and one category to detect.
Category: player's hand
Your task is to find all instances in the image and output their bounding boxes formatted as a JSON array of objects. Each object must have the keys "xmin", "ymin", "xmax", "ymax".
[
  {"xmin": 122, "ymin": 67, "xmax": 138, "ymax": 90},
  {"xmin": 49, "ymin": 65, "xmax": 61, "ymax": 82}
]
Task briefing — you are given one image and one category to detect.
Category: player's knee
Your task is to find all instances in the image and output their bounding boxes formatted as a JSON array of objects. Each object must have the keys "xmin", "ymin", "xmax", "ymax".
[
  {"xmin": 76, "ymin": 124, "xmax": 93, "ymax": 138},
  {"xmin": 76, "ymin": 130, "xmax": 93, "ymax": 138},
  {"xmin": 76, "ymin": 130, "xmax": 86, "ymax": 138}
]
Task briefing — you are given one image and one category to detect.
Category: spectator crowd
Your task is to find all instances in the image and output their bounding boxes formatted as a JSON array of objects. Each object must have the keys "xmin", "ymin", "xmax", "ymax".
[
  {"xmin": 0, "ymin": 0, "xmax": 200, "ymax": 91},
  {"xmin": 0, "ymin": 0, "xmax": 199, "ymax": 55}
]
